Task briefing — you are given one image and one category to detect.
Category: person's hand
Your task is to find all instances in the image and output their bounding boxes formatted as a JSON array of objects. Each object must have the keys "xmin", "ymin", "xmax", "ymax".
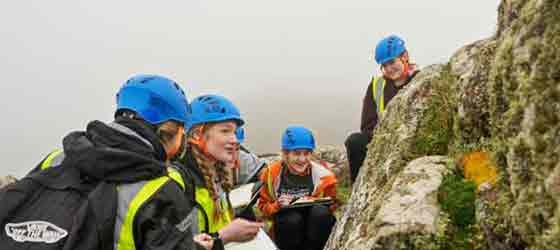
[
  {"xmin": 193, "ymin": 233, "xmax": 213, "ymax": 250},
  {"xmin": 277, "ymin": 194, "xmax": 293, "ymax": 207},
  {"xmin": 218, "ymin": 218, "xmax": 264, "ymax": 244}
]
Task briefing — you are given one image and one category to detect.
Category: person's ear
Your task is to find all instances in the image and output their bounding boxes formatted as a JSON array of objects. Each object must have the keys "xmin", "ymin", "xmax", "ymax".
[
  {"xmin": 400, "ymin": 51, "xmax": 409, "ymax": 63},
  {"xmin": 192, "ymin": 126, "xmax": 204, "ymax": 140}
]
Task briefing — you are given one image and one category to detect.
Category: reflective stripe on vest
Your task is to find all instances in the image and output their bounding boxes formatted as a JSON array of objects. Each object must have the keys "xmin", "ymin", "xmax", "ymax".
[
  {"xmin": 371, "ymin": 77, "xmax": 386, "ymax": 113},
  {"xmin": 115, "ymin": 168, "xmax": 185, "ymax": 250},
  {"xmin": 266, "ymin": 169, "xmax": 276, "ymax": 201},
  {"xmin": 195, "ymin": 187, "xmax": 233, "ymax": 233},
  {"xmin": 40, "ymin": 149, "xmax": 65, "ymax": 170}
]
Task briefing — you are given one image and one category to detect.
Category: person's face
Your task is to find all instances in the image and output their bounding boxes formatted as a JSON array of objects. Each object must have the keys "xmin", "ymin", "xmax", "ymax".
[
  {"xmin": 381, "ymin": 52, "xmax": 408, "ymax": 80},
  {"xmin": 162, "ymin": 123, "xmax": 185, "ymax": 161},
  {"xmin": 204, "ymin": 121, "xmax": 238, "ymax": 164},
  {"xmin": 285, "ymin": 149, "xmax": 312, "ymax": 173},
  {"xmin": 381, "ymin": 58, "xmax": 405, "ymax": 80}
]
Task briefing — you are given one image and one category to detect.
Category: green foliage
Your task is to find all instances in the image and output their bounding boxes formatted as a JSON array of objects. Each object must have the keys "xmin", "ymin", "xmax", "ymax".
[
  {"xmin": 437, "ymin": 170, "xmax": 477, "ymax": 249},
  {"xmin": 411, "ymin": 66, "xmax": 455, "ymax": 158},
  {"xmin": 413, "ymin": 105, "xmax": 452, "ymax": 156}
]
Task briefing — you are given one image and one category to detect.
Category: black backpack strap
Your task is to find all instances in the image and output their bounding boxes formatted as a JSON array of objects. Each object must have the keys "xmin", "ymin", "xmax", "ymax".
[
  {"xmin": 61, "ymin": 182, "xmax": 117, "ymax": 250},
  {"xmin": 89, "ymin": 182, "xmax": 117, "ymax": 250}
]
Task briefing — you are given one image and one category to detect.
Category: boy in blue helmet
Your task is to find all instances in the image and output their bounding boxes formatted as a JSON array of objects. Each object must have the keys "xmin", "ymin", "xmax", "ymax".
[
  {"xmin": 345, "ymin": 35, "xmax": 419, "ymax": 184},
  {"xmin": 1, "ymin": 75, "xmax": 214, "ymax": 250},
  {"xmin": 257, "ymin": 126, "xmax": 337, "ymax": 250}
]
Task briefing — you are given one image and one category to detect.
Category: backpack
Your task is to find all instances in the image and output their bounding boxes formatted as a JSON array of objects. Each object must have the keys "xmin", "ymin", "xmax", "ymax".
[{"xmin": 0, "ymin": 161, "xmax": 117, "ymax": 250}]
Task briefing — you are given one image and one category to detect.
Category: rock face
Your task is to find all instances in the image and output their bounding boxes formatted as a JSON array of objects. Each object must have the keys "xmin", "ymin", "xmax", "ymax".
[
  {"xmin": 325, "ymin": 64, "xmax": 456, "ymax": 250},
  {"xmin": 325, "ymin": 0, "xmax": 560, "ymax": 249},
  {"xmin": 483, "ymin": 0, "xmax": 560, "ymax": 249},
  {"xmin": 371, "ymin": 156, "xmax": 451, "ymax": 249}
]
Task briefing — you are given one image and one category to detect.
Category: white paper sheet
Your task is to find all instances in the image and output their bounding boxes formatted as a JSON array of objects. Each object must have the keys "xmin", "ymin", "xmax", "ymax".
[{"xmin": 225, "ymin": 229, "xmax": 277, "ymax": 250}]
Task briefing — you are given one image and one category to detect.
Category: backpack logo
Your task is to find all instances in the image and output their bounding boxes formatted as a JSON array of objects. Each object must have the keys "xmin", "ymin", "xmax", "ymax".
[{"xmin": 5, "ymin": 221, "xmax": 68, "ymax": 243}]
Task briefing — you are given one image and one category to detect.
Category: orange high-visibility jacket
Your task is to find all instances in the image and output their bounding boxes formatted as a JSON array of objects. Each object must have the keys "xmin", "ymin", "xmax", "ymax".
[{"xmin": 257, "ymin": 160, "xmax": 337, "ymax": 217}]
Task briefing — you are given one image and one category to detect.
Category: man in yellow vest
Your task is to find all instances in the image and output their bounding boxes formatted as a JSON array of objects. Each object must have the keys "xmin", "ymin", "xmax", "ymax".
[{"xmin": 345, "ymin": 35, "xmax": 419, "ymax": 183}]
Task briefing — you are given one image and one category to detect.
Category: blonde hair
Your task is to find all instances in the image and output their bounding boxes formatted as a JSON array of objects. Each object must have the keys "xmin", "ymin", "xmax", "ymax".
[{"xmin": 188, "ymin": 124, "xmax": 234, "ymax": 218}]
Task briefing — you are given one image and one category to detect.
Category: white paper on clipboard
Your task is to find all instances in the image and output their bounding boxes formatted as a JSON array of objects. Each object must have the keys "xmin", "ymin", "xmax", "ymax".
[
  {"xmin": 225, "ymin": 228, "xmax": 277, "ymax": 250},
  {"xmin": 229, "ymin": 182, "xmax": 256, "ymax": 209}
]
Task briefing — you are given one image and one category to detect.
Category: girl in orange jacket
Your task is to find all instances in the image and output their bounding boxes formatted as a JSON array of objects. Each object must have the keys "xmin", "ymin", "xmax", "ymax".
[{"xmin": 257, "ymin": 126, "xmax": 337, "ymax": 250}]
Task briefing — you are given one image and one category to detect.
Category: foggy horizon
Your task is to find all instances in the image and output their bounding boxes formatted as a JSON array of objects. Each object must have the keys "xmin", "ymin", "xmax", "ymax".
[{"xmin": 0, "ymin": 0, "xmax": 499, "ymax": 177}]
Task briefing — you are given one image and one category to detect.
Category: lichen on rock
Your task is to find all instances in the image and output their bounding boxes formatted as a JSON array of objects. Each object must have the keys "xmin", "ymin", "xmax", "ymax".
[{"xmin": 325, "ymin": 0, "xmax": 560, "ymax": 249}]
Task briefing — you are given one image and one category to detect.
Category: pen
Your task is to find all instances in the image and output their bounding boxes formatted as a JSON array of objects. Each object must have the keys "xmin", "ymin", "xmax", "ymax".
[{"xmin": 289, "ymin": 197, "xmax": 300, "ymax": 205}]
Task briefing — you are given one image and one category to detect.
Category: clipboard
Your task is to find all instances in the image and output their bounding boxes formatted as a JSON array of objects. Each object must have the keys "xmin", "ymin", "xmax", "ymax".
[
  {"xmin": 229, "ymin": 182, "xmax": 257, "ymax": 209},
  {"xmin": 231, "ymin": 182, "xmax": 263, "ymax": 221},
  {"xmin": 280, "ymin": 197, "xmax": 334, "ymax": 210}
]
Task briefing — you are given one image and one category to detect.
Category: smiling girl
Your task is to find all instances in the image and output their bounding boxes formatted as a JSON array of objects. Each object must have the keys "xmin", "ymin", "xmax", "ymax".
[
  {"xmin": 176, "ymin": 94, "xmax": 263, "ymax": 250},
  {"xmin": 257, "ymin": 126, "xmax": 337, "ymax": 250}
]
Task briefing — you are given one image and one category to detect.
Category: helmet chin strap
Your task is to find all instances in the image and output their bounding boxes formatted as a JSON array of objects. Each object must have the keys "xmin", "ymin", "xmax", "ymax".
[{"xmin": 398, "ymin": 59, "xmax": 411, "ymax": 80}]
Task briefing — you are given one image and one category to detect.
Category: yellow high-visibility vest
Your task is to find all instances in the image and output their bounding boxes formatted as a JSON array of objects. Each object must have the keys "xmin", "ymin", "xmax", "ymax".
[
  {"xmin": 371, "ymin": 77, "xmax": 386, "ymax": 114},
  {"xmin": 194, "ymin": 186, "xmax": 233, "ymax": 233}
]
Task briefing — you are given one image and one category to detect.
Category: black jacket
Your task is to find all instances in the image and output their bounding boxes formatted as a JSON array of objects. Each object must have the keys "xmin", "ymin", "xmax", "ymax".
[
  {"xmin": 30, "ymin": 118, "xmax": 199, "ymax": 250},
  {"xmin": 360, "ymin": 71, "xmax": 419, "ymax": 139}
]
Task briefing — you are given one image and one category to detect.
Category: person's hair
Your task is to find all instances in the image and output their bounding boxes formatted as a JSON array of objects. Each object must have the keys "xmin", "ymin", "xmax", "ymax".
[
  {"xmin": 117, "ymin": 109, "xmax": 182, "ymax": 148},
  {"xmin": 187, "ymin": 123, "xmax": 233, "ymax": 190},
  {"xmin": 156, "ymin": 121, "xmax": 181, "ymax": 147},
  {"xmin": 187, "ymin": 124, "xmax": 233, "ymax": 212}
]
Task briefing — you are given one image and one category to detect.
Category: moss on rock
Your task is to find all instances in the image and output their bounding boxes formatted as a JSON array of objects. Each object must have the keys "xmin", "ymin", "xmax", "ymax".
[
  {"xmin": 437, "ymin": 169, "xmax": 477, "ymax": 250},
  {"xmin": 326, "ymin": 1, "xmax": 560, "ymax": 249}
]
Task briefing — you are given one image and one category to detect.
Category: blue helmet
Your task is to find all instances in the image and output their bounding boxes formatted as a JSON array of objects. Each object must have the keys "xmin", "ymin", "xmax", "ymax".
[
  {"xmin": 236, "ymin": 127, "xmax": 245, "ymax": 144},
  {"xmin": 188, "ymin": 94, "xmax": 244, "ymax": 127},
  {"xmin": 375, "ymin": 35, "xmax": 406, "ymax": 65},
  {"xmin": 116, "ymin": 74, "xmax": 189, "ymax": 125},
  {"xmin": 281, "ymin": 126, "xmax": 316, "ymax": 151}
]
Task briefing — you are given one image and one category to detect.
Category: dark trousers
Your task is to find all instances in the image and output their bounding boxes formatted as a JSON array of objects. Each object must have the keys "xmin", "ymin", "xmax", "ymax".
[
  {"xmin": 344, "ymin": 132, "xmax": 370, "ymax": 183},
  {"xmin": 274, "ymin": 205, "xmax": 336, "ymax": 250}
]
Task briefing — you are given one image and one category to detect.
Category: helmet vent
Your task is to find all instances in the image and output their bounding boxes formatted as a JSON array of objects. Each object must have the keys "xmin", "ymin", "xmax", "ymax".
[
  {"xmin": 139, "ymin": 77, "xmax": 155, "ymax": 84},
  {"xmin": 286, "ymin": 130, "xmax": 295, "ymax": 145},
  {"xmin": 199, "ymin": 96, "xmax": 213, "ymax": 102},
  {"xmin": 149, "ymin": 95, "xmax": 163, "ymax": 106}
]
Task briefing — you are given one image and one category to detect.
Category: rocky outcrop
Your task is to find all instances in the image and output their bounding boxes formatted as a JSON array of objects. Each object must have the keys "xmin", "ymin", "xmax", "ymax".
[
  {"xmin": 369, "ymin": 156, "xmax": 451, "ymax": 249},
  {"xmin": 482, "ymin": 0, "xmax": 560, "ymax": 249},
  {"xmin": 325, "ymin": 0, "xmax": 560, "ymax": 249},
  {"xmin": 325, "ymin": 63, "xmax": 457, "ymax": 249}
]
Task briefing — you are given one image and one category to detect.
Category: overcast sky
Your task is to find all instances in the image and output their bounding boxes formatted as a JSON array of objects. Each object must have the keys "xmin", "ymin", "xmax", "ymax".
[{"xmin": 0, "ymin": 0, "xmax": 499, "ymax": 177}]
